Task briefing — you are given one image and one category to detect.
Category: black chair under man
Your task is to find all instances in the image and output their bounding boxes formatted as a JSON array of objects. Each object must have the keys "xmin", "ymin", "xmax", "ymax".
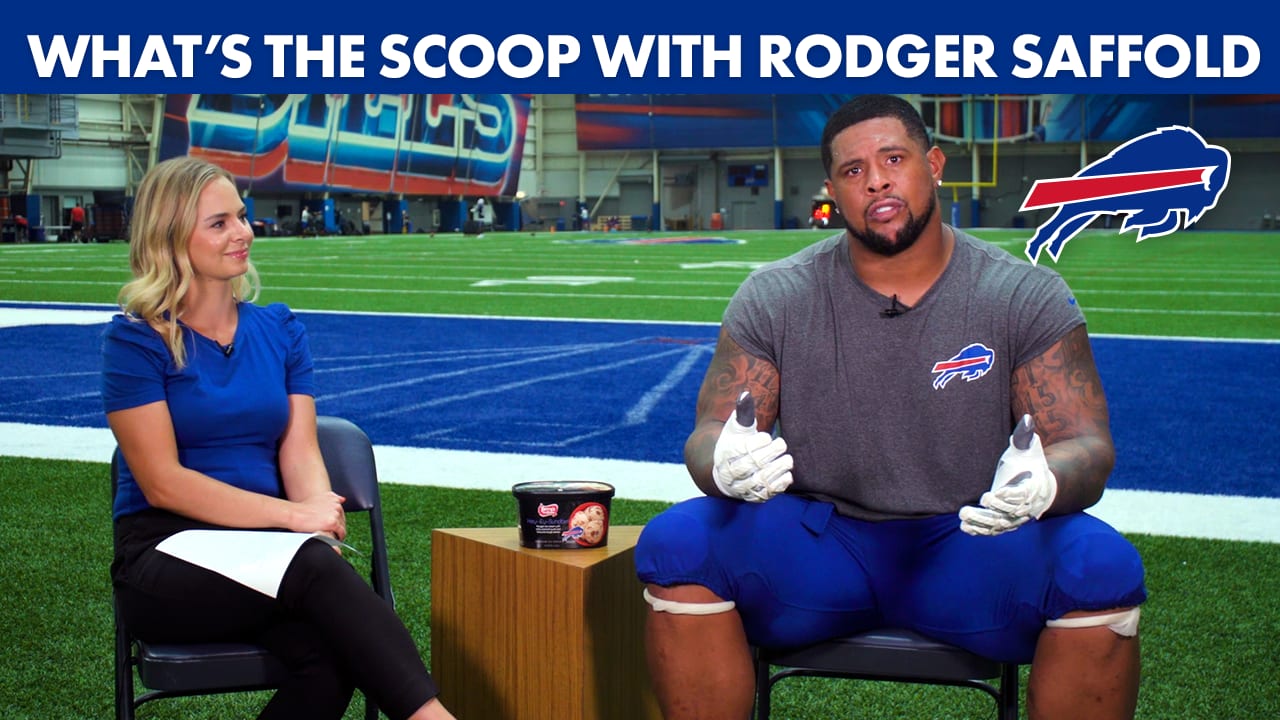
[{"xmin": 754, "ymin": 628, "xmax": 1020, "ymax": 720}]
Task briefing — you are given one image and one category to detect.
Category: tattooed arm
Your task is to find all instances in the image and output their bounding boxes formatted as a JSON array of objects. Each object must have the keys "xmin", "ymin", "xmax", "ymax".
[
  {"xmin": 684, "ymin": 327, "xmax": 782, "ymax": 497},
  {"xmin": 1010, "ymin": 323, "xmax": 1116, "ymax": 514}
]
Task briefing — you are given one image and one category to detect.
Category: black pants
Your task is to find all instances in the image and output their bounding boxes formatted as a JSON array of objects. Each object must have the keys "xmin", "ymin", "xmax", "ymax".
[{"xmin": 114, "ymin": 510, "xmax": 438, "ymax": 720}]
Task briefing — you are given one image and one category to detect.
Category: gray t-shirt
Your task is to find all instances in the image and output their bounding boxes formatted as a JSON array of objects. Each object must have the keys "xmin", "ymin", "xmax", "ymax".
[{"xmin": 724, "ymin": 228, "xmax": 1085, "ymax": 521}]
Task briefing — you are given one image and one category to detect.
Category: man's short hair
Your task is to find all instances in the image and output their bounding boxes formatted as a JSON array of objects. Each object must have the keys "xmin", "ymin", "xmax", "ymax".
[{"xmin": 820, "ymin": 95, "xmax": 932, "ymax": 177}]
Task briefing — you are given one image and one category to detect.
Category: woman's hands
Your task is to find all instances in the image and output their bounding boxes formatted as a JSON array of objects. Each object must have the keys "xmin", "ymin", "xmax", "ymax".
[{"xmin": 290, "ymin": 491, "xmax": 347, "ymax": 541}]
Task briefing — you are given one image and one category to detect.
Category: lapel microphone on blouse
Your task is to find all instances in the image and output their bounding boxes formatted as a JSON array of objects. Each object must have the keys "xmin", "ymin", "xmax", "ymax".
[{"xmin": 880, "ymin": 294, "xmax": 912, "ymax": 319}]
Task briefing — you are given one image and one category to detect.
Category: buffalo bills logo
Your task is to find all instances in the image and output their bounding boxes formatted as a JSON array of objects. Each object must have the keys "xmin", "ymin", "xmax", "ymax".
[
  {"xmin": 1020, "ymin": 126, "xmax": 1231, "ymax": 265},
  {"xmin": 931, "ymin": 343, "xmax": 996, "ymax": 390}
]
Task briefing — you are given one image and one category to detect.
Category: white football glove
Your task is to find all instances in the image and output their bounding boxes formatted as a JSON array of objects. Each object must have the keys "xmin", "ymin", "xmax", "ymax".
[
  {"xmin": 959, "ymin": 414, "xmax": 1058, "ymax": 536},
  {"xmin": 957, "ymin": 505, "xmax": 1031, "ymax": 536},
  {"xmin": 712, "ymin": 390, "xmax": 794, "ymax": 503}
]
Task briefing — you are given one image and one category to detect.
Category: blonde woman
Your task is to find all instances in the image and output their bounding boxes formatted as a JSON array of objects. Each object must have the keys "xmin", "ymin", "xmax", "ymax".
[{"xmin": 103, "ymin": 157, "xmax": 456, "ymax": 720}]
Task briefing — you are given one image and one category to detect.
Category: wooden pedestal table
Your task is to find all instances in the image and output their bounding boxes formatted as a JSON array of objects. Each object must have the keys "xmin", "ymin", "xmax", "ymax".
[{"xmin": 430, "ymin": 526, "xmax": 662, "ymax": 720}]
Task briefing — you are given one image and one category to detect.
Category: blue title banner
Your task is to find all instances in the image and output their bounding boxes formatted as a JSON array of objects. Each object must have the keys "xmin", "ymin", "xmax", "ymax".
[{"xmin": 3, "ymin": 0, "xmax": 1276, "ymax": 94}]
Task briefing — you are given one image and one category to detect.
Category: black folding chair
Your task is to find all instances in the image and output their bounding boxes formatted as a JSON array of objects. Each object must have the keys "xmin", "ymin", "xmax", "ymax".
[
  {"xmin": 113, "ymin": 416, "xmax": 391, "ymax": 720},
  {"xmin": 755, "ymin": 628, "xmax": 1020, "ymax": 719}
]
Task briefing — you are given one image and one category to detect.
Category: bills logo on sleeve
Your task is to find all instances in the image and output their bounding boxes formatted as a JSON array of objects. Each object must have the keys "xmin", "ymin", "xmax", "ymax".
[{"xmin": 1020, "ymin": 126, "xmax": 1231, "ymax": 265}]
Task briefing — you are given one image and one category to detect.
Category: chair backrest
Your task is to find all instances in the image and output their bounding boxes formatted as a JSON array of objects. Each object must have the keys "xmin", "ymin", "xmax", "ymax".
[
  {"xmin": 316, "ymin": 415, "xmax": 392, "ymax": 604},
  {"xmin": 318, "ymin": 415, "xmax": 379, "ymax": 510},
  {"xmin": 113, "ymin": 415, "xmax": 389, "ymax": 720}
]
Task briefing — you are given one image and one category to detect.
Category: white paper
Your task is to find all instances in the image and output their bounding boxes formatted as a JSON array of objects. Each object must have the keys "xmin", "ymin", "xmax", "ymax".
[{"xmin": 155, "ymin": 530, "xmax": 350, "ymax": 598}]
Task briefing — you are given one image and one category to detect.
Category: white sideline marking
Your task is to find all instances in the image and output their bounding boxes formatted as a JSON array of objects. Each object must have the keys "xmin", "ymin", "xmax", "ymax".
[
  {"xmin": 0, "ymin": 308, "xmax": 117, "ymax": 329},
  {"xmin": 4, "ymin": 421, "xmax": 1276, "ymax": 544},
  {"xmin": 373, "ymin": 444, "xmax": 702, "ymax": 504}
]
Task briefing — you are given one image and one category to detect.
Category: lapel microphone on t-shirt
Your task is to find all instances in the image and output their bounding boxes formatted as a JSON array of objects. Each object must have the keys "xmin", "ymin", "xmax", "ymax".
[
  {"xmin": 880, "ymin": 294, "xmax": 912, "ymax": 319},
  {"xmin": 218, "ymin": 341, "xmax": 234, "ymax": 357}
]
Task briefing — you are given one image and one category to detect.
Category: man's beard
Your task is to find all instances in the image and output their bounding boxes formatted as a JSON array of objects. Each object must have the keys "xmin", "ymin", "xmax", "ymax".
[{"xmin": 846, "ymin": 192, "xmax": 937, "ymax": 257}]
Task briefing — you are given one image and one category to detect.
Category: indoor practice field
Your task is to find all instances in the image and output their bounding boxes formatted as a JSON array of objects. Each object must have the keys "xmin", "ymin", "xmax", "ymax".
[{"xmin": 0, "ymin": 226, "xmax": 1276, "ymax": 719}]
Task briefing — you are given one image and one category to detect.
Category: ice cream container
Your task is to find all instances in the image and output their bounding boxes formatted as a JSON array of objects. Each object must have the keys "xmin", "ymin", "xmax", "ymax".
[{"xmin": 512, "ymin": 481, "xmax": 615, "ymax": 549}]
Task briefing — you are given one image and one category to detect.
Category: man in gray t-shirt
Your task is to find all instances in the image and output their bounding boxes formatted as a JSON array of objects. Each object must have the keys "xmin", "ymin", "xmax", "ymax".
[
  {"xmin": 636, "ymin": 95, "xmax": 1146, "ymax": 720},
  {"xmin": 725, "ymin": 227, "xmax": 1083, "ymax": 521}
]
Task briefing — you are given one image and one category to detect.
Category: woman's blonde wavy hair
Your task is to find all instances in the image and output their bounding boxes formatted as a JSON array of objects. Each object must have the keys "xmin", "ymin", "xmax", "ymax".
[{"xmin": 117, "ymin": 156, "xmax": 260, "ymax": 368}]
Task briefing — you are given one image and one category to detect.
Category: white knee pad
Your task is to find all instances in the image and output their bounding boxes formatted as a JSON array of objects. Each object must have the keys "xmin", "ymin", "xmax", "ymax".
[
  {"xmin": 643, "ymin": 587, "xmax": 736, "ymax": 615},
  {"xmin": 1046, "ymin": 607, "xmax": 1140, "ymax": 637}
]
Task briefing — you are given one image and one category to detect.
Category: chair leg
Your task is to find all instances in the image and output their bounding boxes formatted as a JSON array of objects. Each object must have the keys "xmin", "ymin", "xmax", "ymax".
[
  {"xmin": 115, "ymin": 657, "xmax": 134, "ymax": 720},
  {"xmin": 999, "ymin": 663, "xmax": 1020, "ymax": 720},
  {"xmin": 754, "ymin": 652, "xmax": 771, "ymax": 720},
  {"xmin": 114, "ymin": 609, "xmax": 135, "ymax": 720}
]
